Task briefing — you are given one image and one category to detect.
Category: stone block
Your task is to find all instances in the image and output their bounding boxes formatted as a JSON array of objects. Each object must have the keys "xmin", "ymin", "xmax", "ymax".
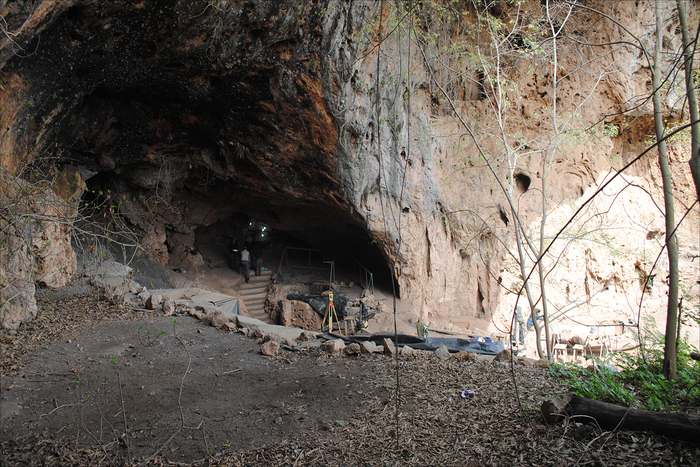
[
  {"xmin": 260, "ymin": 340, "xmax": 279, "ymax": 356},
  {"xmin": 162, "ymin": 300, "xmax": 174, "ymax": 315},
  {"xmin": 493, "ymin": 349, "xmax": 513, "ymax": 362},
  {"xmin": 361, "ymin": 341, "xmax": 380, "ymax": 354},
  {"xmin": 321, "ymin": 339, "xmax": 345, "ymax": 353},
  {"xmin": 450, "ymin": 350, "xmax": 476, "ymax": 361},
  {"xmin": 382, "ymin": 338, "xmax": 396, "ymax": 356},
  {"xmin": 434, "ymin": 344, "xmax": 450, "ymax": 360},
  {"xmin": 345, "ymin": 343, "xmax": 361, "ymax": 355},
  {"xmin": 211, "ymin": 310, "xmax": 229, "ymax": 329},
  {"xmin": 146, "ymin": 294, "xmax": 162, "ymax": 310}
]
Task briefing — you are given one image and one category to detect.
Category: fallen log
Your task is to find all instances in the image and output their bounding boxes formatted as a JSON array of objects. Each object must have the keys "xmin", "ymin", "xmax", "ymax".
[
  {"xmin": 691, "ymin": 351, "xmax": 700, "ymax": 362},
  {"xmin": 541, "ymin": 393, "xmax": 700, "ymax": 443}
]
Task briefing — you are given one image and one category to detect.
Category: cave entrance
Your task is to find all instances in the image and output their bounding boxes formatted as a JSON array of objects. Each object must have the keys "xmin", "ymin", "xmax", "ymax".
[
  {"xmin": 192, "ymin": 212, "xmax": 396, "ymax": 295},
  {"xmin": 80, "ymin": 170, "xmax": 396, "ymax": 297}
]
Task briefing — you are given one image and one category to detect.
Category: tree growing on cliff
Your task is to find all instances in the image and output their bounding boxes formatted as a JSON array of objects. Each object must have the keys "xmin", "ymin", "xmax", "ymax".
[
  {"xmin": 406, "ymin": 0, "xmax": 698, "ymax": 365},
  {"xmin": 577, "ymin": 0, "xmax": 699, "ymax": 379},
  {"xmin": 676, "ymin": 0, "xmax": 700, "ymax": 201},
  {"xmin": 410, "ymin": 0, "xmax": 617, "ymax": 359}
]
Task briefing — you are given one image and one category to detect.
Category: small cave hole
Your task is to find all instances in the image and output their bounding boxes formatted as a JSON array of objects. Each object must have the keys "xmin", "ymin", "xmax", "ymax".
[
  {"xmin": 514, "ymin": 173, "xmax": 531, "ymax": 194},
  {"xmin": 477, "ymin": 285, "xmax": 485, "ymax": 315},
  {"xmin": 402, "ymin": 206, "xmax": 410, "ymax": 213},
  {"xmin": 510, "ymin": 33, "xmax": 528, "ymax": 50},
  {"xmin": 498, "ymin": 205, "xmax": 510, "ymax": 226}
]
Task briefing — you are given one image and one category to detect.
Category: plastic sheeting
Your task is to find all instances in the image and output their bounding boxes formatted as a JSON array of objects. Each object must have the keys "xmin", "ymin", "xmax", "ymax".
[
  {"xmin": 209, "ymin": 296, "xmax": 240, "ymax": 316},
  {"xmin": 347, "ymin": 332, "xmax": 505, "ymax": 355}
]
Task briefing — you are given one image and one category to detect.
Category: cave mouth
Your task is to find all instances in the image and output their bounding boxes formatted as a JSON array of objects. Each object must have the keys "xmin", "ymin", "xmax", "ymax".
[
  {"xmin": 81, "ymin": 173, "xmax": 396, "ymax": 295},
  {"xmin": 514, "ymin": 173, "xmax": 531, "ymax": 194},
  {"xmin": 192, "ymin": 212, "xmax": 396, "ymax": 293}
]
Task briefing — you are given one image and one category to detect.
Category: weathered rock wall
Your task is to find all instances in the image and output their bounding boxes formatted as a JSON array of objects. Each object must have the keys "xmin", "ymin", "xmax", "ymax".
[
  {"xmin": 324, "ymin": 0, "xmax": 698, "ymax": 323},
  {"xmin": 1, "ymin": 0, "xmax": 697, "ymax": 330},
  {"xmin": 0, "ymin": 169, "xmax": 80, "ymax": 329}
]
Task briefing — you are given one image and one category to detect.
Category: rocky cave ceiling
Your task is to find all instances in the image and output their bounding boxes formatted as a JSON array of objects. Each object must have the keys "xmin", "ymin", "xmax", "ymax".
[{"xmin": 2, "ymin": 1, "xmax": 392, "ymax": 280}]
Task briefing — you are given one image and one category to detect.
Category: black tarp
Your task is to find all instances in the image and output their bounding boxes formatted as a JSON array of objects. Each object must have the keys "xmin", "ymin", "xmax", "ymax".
[{"xmin": 345, "ymin": 332, "xmax": 505, "ymax": 355}]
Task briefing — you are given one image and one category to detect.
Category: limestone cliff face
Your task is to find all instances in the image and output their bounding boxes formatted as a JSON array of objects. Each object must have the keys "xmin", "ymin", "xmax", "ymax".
[{"xmin": 1, "ymin": 0, "xmax": 697, "ymax": 329}]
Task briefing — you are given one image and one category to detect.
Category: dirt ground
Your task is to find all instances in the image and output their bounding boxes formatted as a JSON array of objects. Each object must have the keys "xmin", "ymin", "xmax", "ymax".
[
  {"xmin": 1, "ymin": 311, "xmax": 390, "ymax": 464},
  {"xmin": 2, "ymin": 259, "xmax": 699, "ymax": 466}
]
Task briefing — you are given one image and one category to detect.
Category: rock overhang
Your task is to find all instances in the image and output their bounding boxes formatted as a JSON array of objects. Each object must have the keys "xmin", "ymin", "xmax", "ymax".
[{"xmin": 1, "ymin": 0, "xmax": 391, "ymax": 278}]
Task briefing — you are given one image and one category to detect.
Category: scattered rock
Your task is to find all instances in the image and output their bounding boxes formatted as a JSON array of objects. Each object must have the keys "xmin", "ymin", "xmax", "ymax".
[
  {"xmin": 382, "ymin": 338, "xmax": 396, "ymax": 356},
  {"xmin": 262, "ymin": 332, "xmax": 284, "ymax": 344},
  {"xmin": 361, "ymin": 341, "xmax": 380, "ymax": 354},
  {"xmin": 321, "ymin": 339, "xmax": 345, "ymax": 353},
  {"xmin": 535, "ymin": 359, "xmax": 551, "ymax": 368},
  {"xmin": 450, "ymin": 350, "xmax": 476, "ymax": 361},
  {"xmin": 297, "ymin": 330, "xmax": 318, "ymax": 342},
  {"xmin": 493, "ymin": 349, "xmax": 513, "ymax": 362},
  {"xmin": 345, "ymin": 343, "xmax": 361, "ymax": 355},
  {"xmin": 162, "ymin": 300, "xmax": 174, "ymax": 315},
  {"xmin": 518, "ymin": 357, "xmax": 536, "ymax": 366},
  {"xmin": 138, "ymin": 290, "xmax": 151, "ymax": 303},
  {"xmin": 145, "ymin": 294, "xmax": 162, "ymax": 310},
  {"xmin": 296, "ymin": 340, "xmax": 322, "ymax": 351},
  {"xmin": 185, "ymin": 307, "xmax": 202, "ymax": 319},
  {"xmin": 249, "ymin": 325, "xmax": 264, "ymax": 339},
  {"xmin": 211, "ymin": 310, "xmax": 229, "ymax": 329},
  {"xmin": 400, "ymin": 345, "xmax": 415, "ymax": 356},
  {"xmin": 260, "ymin": 340, "xmax": 279, "ymax": 356},
  {"xmin": 434, "ymin": 344, "xmax": 450, "ymax": 360}
]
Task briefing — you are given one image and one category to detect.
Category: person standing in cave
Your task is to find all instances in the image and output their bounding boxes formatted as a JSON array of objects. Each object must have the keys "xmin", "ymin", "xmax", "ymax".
[
  {"xmin": 228, "ymin": 238, "xmax": 239, "ymax": 271},
  {"xmin": 240, "ymin": 247, "xmax": 250, "ymax": 283},
  {"xmin": 513, "ymin": 305, "xmax": 526, "ymax": 348},
  {"xmin": 254, "ymin": 245, "xmax": 263, "ymax": 276}
]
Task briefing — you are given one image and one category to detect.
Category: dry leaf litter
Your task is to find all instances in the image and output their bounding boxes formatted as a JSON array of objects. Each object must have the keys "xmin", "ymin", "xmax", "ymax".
[{"xmin": 1, "ymin": 294, "xmax": 698, "ymax": 466}]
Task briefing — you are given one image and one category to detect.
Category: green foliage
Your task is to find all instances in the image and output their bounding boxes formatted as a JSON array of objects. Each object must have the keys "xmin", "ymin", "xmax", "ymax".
[
  {"xmin": 603, "ymin": 122, "xmax": 619, "ymax": 138},
  {"xmin": 547, "ymin": 362, "xmax": 635, "ymax": 406},
  {"xmin": 548, "ymin": 349, "xmax": 700, "ymax": 411}
]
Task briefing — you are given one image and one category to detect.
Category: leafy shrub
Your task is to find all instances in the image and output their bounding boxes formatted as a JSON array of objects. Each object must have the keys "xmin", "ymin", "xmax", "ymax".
[{"xmin": 547, "ymin": 351, "xmax": 700, "ymax": 412}]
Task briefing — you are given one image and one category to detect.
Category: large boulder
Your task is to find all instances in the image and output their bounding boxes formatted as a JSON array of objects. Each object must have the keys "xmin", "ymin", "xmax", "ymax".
[{"xmin": 279, "ymin": 300, "xmax": 322, "ymax": 331}]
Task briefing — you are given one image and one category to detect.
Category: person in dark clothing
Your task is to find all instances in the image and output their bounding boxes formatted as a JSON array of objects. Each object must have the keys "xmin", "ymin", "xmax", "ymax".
[
  {"xmin": 254, "ymin": 246, "xmax": 263, "ymax": 276},
  {"xmin": 228, "ymin": 238, "xmax": 239, "ymax": 271}
]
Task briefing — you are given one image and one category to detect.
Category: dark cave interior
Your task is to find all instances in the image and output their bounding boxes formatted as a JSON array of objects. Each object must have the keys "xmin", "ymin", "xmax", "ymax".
[{"xmin": 0, "ymin": 0, "xmax": 397, "ymax": 293}]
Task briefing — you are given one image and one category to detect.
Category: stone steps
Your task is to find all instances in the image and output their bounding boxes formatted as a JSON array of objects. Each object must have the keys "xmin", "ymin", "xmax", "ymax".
[{"xmin": 238, "ymin": 270, "xmax": 272, "ymax": 322}]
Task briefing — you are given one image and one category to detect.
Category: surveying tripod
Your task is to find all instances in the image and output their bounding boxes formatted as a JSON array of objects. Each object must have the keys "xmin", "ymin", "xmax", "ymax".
[{"xmin": 322, "ymin": 292, "xmax": 342, "ymax": 335}]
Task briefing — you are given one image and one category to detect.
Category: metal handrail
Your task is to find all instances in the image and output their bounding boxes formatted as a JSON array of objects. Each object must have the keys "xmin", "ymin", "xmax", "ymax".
[{"xmin": 276, "ymin": 246, "xmax": 374, "ymax": 294}]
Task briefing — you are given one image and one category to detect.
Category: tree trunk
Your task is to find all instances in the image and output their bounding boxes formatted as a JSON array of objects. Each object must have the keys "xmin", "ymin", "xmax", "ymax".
[
  {"xmin": 541, "ymin": 394, "xmax": 700, "ymax": 443},
  {"xmin": 676, "ymin": 0, "xmax": 700, "ymax": 201},
  {"xmin": 653, "ymin": 0, "xmax": 679, "ymax": 381}
]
